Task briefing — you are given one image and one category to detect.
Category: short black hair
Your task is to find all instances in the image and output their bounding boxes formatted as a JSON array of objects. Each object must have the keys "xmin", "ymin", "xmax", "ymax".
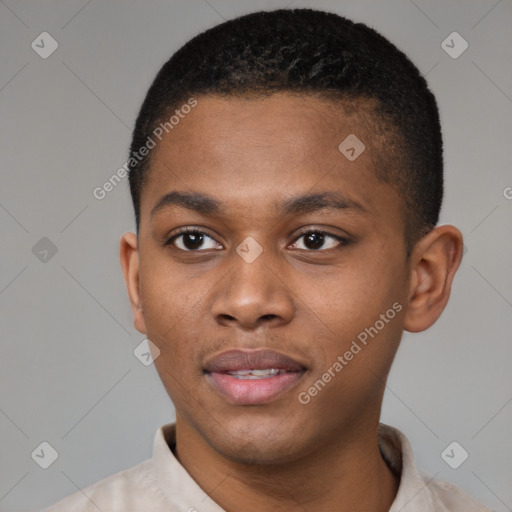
[{"xmin": 128, "ymin": 8, "xmax": 443, "ymax": 246}]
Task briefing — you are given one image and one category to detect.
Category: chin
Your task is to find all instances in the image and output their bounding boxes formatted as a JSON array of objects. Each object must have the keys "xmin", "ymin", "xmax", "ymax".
[
  {"xmin": 201, "ymin": 411, "xmax": 311, "ymax": 466},
  {"xmin": 214, "ymin": 436, "xmax": 304, "ymax": 466}
]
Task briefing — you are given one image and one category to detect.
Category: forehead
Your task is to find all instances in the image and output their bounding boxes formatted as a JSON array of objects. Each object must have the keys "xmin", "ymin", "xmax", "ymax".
[
  {"xmin": 155, "ymin": 93, "xmax": 371, "ymax": 166},
  {"xmin": 141, "ymin": 93, "xmax": 400, "ymax": 223}
]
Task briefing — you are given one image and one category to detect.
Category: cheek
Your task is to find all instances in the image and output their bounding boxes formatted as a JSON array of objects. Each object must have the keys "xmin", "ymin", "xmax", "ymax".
[
  {"xmin": 304, "ymin": 253, "xmax": 407, "ymax": 368},
  {"xmin": 304, "ymin": 258, "xmax": 403, "ymax": 327},
  {"xmin": 138, "ymin": 267, "xmax": 203, "ymax": 365},
  {"xmin": 140, "ymin": 254, "xmax": 197, "ymax": 323}
]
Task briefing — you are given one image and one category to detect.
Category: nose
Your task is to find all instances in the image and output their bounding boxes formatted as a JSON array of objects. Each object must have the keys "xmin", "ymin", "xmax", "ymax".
[{"xmin": 211, "ymin": 248, "xmax": 295, "ymax": 330}]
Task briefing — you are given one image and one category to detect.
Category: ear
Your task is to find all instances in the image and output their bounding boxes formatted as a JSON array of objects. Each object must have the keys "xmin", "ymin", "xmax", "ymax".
[
  {"xmin": 403, "ymin": 225, "xmax": 463, "ymax": 333},
  {"xmin": 120, "ymin": 232, "xmax": 147, "ymax": 334}
]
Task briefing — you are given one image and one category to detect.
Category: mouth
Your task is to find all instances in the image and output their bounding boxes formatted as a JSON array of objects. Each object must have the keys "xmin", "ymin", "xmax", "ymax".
[
  {"xmin": 225, "ymin": 368, "xmax": 291, "ymax": 379},
  {"xmin": 204, "ymin": 349, "xmax": 307, "ymax": 405}
]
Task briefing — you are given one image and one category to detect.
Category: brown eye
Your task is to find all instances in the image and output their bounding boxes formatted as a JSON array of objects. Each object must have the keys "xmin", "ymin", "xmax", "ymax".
[
  {"xmin": 166, "ymin": 229, "xmax": 221, "ymax": 251},
  {"xmin": 290, "ymin": 230, "xmax": 346, "ymax": 251}
]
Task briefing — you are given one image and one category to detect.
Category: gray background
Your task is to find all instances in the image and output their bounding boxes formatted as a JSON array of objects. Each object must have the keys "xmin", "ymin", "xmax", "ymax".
[{"xmin": 1, "ymin": 0, "xmax": 511, "ymax": 510}]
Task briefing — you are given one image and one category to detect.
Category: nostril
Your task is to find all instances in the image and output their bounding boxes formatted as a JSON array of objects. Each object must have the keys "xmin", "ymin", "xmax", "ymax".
[{"xmin": 219, "ymin": 314, "xmax": 236, "ymax": 321}]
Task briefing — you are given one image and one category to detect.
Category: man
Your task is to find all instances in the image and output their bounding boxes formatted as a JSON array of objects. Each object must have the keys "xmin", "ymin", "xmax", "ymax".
[{"xmin": 48, "ymin": 8, "xmax": 491, "ymax": 511}]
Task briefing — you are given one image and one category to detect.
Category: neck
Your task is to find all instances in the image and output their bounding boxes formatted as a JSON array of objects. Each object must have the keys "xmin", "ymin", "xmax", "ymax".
[{"xmin": 173, "ymin": 415, "xmax": 399, "ymax": 512}]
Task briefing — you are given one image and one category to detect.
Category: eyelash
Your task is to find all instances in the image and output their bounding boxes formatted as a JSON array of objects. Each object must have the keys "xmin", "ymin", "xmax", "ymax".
[{"xmin": 164, "ymin": 227, "xmax": 349, "ymax": 252}]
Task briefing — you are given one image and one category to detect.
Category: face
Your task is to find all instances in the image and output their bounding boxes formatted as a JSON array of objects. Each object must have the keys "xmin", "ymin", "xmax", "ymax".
[{"xmin": 125, "ymin": 93, "xmax": 412, "ymax": 464}]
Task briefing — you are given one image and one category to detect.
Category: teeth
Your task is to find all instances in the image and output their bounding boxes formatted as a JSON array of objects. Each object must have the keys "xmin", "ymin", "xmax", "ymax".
[{"xmin": 226, "ymin": 369, "xmax": 284, "ymax": 379}]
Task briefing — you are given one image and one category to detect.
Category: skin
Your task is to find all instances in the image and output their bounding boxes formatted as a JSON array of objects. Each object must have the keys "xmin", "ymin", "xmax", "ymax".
[{"xmin": 120, "ymin": 93, "xmax": 463, "ymax": 511}]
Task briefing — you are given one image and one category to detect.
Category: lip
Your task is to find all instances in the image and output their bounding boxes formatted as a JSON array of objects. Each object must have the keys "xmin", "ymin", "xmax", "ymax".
[{"xmin": 204, "ymin": 349, "xmax": 307, "ymax": 405}]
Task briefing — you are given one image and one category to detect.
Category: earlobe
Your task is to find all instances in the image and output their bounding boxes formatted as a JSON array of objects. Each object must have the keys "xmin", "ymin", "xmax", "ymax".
[
  {"xmin": 403, "ymin": 225, "xmax": 463, "ymax": 333},
  {"xmin": 119, "ymin": 232, "xmax": 147, "ymax": 334}
]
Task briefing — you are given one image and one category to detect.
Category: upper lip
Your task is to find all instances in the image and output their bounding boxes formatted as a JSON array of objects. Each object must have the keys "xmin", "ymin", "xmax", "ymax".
[{"xmin": 204, "ymin": 349, "xmax": 307, "ymax": 373}]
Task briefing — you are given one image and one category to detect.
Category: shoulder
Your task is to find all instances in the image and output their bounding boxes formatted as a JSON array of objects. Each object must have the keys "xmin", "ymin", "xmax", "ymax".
[
  {"xmin": 378, "ymin": 424, "xmax": 493, "ymax": 512},
  {"xmin": 425, "ymin": 476, "xmax": 494, "ymax": 512},
  {"xmin": 45, "ymin": 459, "xmax": 167, "ymax": 512}
]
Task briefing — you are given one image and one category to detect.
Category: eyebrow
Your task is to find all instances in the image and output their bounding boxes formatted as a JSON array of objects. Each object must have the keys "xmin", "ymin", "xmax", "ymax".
[
  {"xmin": 150, "ymin": 190, "xmax": 365, "ymax": 219},
  {"xmin": 151, "ymin": 191, "xmax": 222, "ymax": 218},
  {"xmin": 280, "ymin": 191, "xmax": 365, "ymax": 215}
]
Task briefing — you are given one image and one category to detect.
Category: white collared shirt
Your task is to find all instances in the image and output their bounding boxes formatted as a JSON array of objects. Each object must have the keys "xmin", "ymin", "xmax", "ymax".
[{"xmin": 46, "ymin": 423, "xmax": 492, "ymax": 511}]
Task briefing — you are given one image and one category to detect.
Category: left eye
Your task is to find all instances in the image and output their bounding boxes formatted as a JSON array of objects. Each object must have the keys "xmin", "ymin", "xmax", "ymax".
[{"xmin": 289, "ymin": 231, "xmax": 344, "ymax": 251}]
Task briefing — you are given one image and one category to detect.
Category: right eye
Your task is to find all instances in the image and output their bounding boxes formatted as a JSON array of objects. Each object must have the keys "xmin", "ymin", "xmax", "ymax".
[{"xmin": 165, "ymin": 228, "xmax": 223, "ymax": 251}]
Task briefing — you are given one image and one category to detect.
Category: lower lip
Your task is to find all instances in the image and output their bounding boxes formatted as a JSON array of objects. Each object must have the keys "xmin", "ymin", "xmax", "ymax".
[{"xmin": 206, "ymin": 371, "xmax": 305, "ymax": 405}]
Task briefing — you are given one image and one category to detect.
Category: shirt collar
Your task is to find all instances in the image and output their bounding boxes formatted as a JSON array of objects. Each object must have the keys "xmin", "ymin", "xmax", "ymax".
[
  {"xmin": 152, "ymin": 423, "xmax": 226, "ymax": 512},
  {"xmin": 379, "ymin": 423, "xmax": 437, "ymax": 511},
  {"xmin": 151, "ymin": 422, "xmax": 437, "ymax": 511}
]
